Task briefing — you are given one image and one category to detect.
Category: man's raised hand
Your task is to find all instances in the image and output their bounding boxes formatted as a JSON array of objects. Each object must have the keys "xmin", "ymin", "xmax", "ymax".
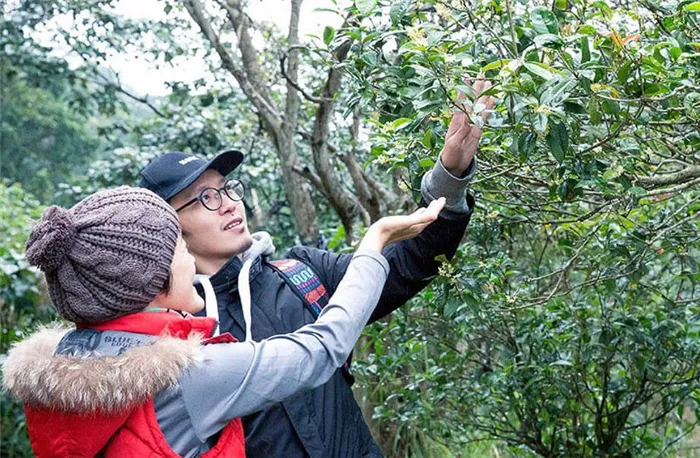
[{"xmin": 440, "ymin": 78, "xmax": 496, "ymax": 176}]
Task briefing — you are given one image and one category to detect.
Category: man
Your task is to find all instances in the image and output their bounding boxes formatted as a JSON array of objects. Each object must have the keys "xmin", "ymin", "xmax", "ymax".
[{"xmin": 140, "ymin": 80, "xmax": 494, "ymax": 457}]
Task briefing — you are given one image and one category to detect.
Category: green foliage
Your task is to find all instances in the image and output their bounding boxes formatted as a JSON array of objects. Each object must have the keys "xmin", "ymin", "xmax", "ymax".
[
  {"xmin": 0, "ymin": 182, "xmax": 54, "ymax": 458},
  {"xmin": 343, "ymin": 0, "xmax": 700, "ymax": 455},
  {"xmin": 0, "ymin": 182, "xmax": 53, "ymax": 352},
  {"xmin": 0, "ymin": 77, "xmax": 101, "ymax": 202}
]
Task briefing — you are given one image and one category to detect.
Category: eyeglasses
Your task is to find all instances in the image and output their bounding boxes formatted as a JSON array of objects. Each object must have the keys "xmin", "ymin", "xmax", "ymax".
[{"xmin": 175, "ymin": 180, "xmax": 245, "ymax": 212}]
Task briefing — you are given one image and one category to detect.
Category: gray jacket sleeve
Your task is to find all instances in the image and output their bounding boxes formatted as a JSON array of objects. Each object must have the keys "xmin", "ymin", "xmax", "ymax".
[
  {"xmin": 175, "ymin": 249, "xmax": 389, "ymax": 443},
  {"xmin": 421, "ymin": 157, "xmax": 476, "ymax": 219}
]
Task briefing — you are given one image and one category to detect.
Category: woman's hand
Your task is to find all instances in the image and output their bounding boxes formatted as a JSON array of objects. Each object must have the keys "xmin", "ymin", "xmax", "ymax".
[{"xmin": 358, "ymin": 198, "xmax": 446, "ymax": 252}]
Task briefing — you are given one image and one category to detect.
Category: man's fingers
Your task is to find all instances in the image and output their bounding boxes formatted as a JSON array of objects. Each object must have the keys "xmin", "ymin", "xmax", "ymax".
[
  {"xmin": 475, "ymin": 95, "xmax": 495, "ymax": 122},
  {"xmin": 472, "ymin": 77, "xmax": 486, "ymax": 98},
  {"xmin": 475, "ymin": 81, "xmax": 495, "ymax": 122},
  {"xmin": 386, "ymin": 198, "xmax": 444, "ymax": 242},
  {"xmin": 448, "ymin": 110, "xmax": 466, "ymax": 132},
  {"xmin": 453, "ymin": 114, "xmax": 472, "ymax": 137},
  {"xmin": 414, "ymin": 199, "xmax": 445, "ymax": 230},
  {"xmin": 475, "ymin": 81, "xmax": 492, "ymax": 106}
]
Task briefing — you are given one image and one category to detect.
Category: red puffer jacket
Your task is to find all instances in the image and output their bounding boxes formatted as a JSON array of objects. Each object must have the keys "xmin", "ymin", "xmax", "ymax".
[{"xmin": 3, "ymin": 311, "xmax": 246, "ymax": 457}]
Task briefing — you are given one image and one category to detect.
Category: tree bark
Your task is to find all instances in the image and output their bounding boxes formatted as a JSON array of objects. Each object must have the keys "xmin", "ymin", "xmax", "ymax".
[{"xmin": 307, "ymin": 37, "xmax": 367, "ymax": 241}]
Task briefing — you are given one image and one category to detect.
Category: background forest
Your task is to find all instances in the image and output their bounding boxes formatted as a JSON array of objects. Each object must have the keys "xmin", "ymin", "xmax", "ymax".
[{"xmin": 1, "ymin": 0, "xmax": 699, "ymax": 456}]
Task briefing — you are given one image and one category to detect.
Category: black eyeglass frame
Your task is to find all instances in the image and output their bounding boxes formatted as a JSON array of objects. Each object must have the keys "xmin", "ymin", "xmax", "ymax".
[{"xmin": 175, "ymin": 179, "xmax": 245, "ymax": 212}]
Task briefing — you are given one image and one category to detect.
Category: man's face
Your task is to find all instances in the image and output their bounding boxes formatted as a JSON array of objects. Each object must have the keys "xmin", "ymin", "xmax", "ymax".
[{"xmin": 170, "ymin": 169, "xmax": 253, "ymax": 273}]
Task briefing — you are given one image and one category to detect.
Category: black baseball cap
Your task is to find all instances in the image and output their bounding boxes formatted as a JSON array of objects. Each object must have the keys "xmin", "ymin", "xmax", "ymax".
[{"xmin": 139, "ymin": 149, "xmax": 244, "ymax": 201}]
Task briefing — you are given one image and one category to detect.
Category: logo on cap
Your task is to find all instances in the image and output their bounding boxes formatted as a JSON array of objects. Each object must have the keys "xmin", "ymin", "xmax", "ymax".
[{"xmin": 179, "ymin": 157, "xmax": 198, "ymax": 166}]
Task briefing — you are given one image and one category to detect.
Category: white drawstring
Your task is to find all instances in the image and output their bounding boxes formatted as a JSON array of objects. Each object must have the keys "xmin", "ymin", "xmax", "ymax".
[
  {"xmin": 194, "ymin": 275, "xmax": 219, "ymax": 336},
  {"xmin": 238, "ymin": 259, "xmax": 254, "ymax": 342}
]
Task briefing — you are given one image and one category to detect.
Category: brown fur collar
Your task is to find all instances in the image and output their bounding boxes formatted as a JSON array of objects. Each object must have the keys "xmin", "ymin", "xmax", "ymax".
[{"xmin": 2, "ymin": 324, "xmax": 204, "ymax": 413}]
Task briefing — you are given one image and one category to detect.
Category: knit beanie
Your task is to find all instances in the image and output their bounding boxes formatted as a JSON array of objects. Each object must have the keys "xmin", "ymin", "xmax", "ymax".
[{"xmin": 25, "ymin": 187, "xmax": 180, "ymax": 324}]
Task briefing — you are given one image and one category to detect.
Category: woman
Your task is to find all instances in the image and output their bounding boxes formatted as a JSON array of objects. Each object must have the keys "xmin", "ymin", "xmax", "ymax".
[{"xmin": 2, "ymin": 186, "xmax": 444, "ymax": 457}]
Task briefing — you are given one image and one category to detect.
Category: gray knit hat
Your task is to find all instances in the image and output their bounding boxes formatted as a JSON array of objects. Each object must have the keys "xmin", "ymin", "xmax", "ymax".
[{"xmin": 25, "ymin": 186, "xmax": 180, "ymax": 324}]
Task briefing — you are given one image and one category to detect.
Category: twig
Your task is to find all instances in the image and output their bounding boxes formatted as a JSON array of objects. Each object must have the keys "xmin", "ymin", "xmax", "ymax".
[
  {"xmin": 110, "ymin": 83, "xmax": 168, "ymax": 118},
  {"xmin": 279, "ymin": 51, "xmax": 333, "ymax": 103},
  {"xmin": 579, "ymin": 103, "xmax": 645, "ymax": 154}
]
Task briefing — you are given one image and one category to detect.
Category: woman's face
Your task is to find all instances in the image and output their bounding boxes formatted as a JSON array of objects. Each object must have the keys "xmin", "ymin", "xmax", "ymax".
[{"xmin": 156, "ymin": 236, "xmax": 205, "ymax": 314}]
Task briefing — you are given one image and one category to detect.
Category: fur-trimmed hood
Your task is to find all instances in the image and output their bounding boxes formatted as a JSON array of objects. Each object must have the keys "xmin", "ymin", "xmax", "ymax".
[{"xmin": 2, "ymin": 324, "xmax": 204, "ymax": 413}]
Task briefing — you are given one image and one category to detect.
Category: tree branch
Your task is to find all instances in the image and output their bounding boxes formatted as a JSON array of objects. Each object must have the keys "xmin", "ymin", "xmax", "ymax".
[
  {"xmin": 646, "ymin": 176, "xmax": 700, "ymax": 197},
  {"xmin": 110, "ymin": 83, "xmax": 168, "ymax": 118},
  {"xmin": 339, "ymin": 151, "xmax": 375, "ymax": 224},
  {"xmin": 279, "ymin": 50, "xmax": 333, "ymax": 103},
  {"xmin": 182, "ymin": 0, "xmax": 281, "ymax": 131},
  {"xmin": 219, "ymin": 0, "xmax": 275, "ymax": 107},
  {"xmin": 281, "ymin": 0, "xmax": 303, "ymax": 139},
  {"xmin": 637, "ymin": 165, "xmax": 700, "ymax": 188},
  {"xmin": 292, "ymin": 164, "xmax": 329, "ymax": 199}
]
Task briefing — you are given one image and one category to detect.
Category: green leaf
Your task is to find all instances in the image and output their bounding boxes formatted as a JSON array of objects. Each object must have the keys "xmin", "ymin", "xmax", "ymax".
[
  {"xmin": 361, "ymin": 51, "xmax": 378, "ymax": 66},
  {"xmin": 563, "ymin": 101, "xmax": 586, "ymax": 114},
  {"xmin": 481, "ymin": 59, "xmax": 509, "ymax": 72},
  {"xmin": 524, "ymin": 62, "xmax": 554, "ymax": 80},
  {"xmin": 422, "ymin": 129, "xmax": 435, "ymax": 149},
  {"xmin": 592, "ymin": 0, "xmax": 613, "ymax": 18},
  {"xmin": 603, "ymin": 164, "xmax": 624, "ymax": 181},
  {"xmin": 617, "ymin": 60, "xmax": 632, "ymax": 85},
  {"xmin": 579, "ymin": 24, "xmax": 597, "ymax": 35},
  {"xmin": 644, "ymin": 83, "xmax": 666, "ymax": 96},
  {"xmin": 518, "ymin": 132, "xmax": 537, "ymax": 160},
  {"xmin": 444, "ymin": 298, "xmax": 462, "ymax": 318},
  {"xmin": 531, "ymin": 7, "xmax": 559, "ymax": 34},
  {"xmin": 355, "ymin": 0, "xmax": 378, "ymax": 16},
  {"xmin": 546, "ymin": 122, "xmax": 568, "ymax": 163},
  {"xmin": 323, "ymin": 26, "xmax": 335, "ymax": 46},
  {"xmin": 534, "ymin": 34, "xmax": 564, "ymax": 49},
  {"xmin": 520, "ymin": 73, "xmax": 536, "ymax": 93},
  {"xmin": 602, "ymin": 99, "xmax": 620, "ymax": 114},
  {"xmin": 684, "ymin": 1, "xmax": 700, "ymax": 11},
  {"xmin": 629, "ymin": 186, "xmax": 648, "ymax": 196},
  {"xmin": 419, "ymin": 157, "xmax": 435, "ymax": 168},
  {"xmin": 391, "ymin": 117, "xmax": 412, "ymax": 130},
  {"xmin": 580, "ymin": 36, "xmax": 591, "ymax": 63},
  {"xmin": 456, "ymin": 84, "xmax": 477, "ymax": 100},
  {"xmin": 390, "ymin": 0, "xmax": 411, "ymax": 24}
]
